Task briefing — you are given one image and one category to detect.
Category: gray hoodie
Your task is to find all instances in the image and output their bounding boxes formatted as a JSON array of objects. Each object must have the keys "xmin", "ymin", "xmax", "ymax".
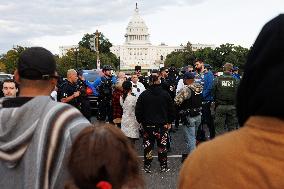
[{"xmin": 0, "ymin": 96, "xmax": 90, "ymax": 189}]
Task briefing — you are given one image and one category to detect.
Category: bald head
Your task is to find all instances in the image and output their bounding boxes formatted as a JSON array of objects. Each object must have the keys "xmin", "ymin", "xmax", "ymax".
[{"xmin": 67, "ymin": 69, "xmax": 78, "ymax": 83}]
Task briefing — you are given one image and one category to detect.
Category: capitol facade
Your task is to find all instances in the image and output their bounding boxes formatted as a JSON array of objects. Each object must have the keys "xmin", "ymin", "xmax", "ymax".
[{"xmin": 110, "ymin": 5, "xmax": 215, "ymax": 70}]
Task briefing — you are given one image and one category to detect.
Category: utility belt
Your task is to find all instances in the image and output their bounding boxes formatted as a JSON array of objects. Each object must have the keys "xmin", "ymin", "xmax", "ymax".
[{"xmin": 180, "ymin": 107, "xmax": 202, "ymax": 117}]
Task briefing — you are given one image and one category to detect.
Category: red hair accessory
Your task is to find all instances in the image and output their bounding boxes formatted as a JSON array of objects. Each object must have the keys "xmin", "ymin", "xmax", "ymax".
[{"xmin": 96, "ymin": 181, "xmax": 112, "ymax": 189}]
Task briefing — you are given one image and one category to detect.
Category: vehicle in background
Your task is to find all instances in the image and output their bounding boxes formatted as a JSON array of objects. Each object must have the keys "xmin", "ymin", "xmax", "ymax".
[
  {"xmin": 0, "ymin": 73, "xmax": 13, "ymax": 83},
  {"xmin": 81, "ymin": 69, "xmax": 102, "ymax": 116}
]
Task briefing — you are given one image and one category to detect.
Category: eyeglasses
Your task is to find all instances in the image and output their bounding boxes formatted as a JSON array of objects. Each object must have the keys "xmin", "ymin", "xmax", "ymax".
[
  {"xmin": 188, "ymin": 70, "xmax": 194, "ymax": 72},
  {"xmin": 136, "ymin": 70, "xmax": 141, "ymax": 73}
]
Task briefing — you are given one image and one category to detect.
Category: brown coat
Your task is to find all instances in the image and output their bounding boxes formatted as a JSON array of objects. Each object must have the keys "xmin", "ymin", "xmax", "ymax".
[{"xmin": 178, "ymin": 116, "xmax": 284, "ymax": 189}]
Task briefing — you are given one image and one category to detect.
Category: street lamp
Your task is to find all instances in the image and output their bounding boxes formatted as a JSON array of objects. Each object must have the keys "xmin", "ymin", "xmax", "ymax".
[
  {"xmin": 95, "ymin": 30, "xmax": 101, "ymax": 69},
  {"xmin": 74, "ymin": 47, "xmax": 79, "ymax": 70}
]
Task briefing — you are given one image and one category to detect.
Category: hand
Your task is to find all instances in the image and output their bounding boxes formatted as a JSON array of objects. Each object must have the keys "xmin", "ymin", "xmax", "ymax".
[
  {"xmin": 73, "ymin": 91, "xmax": 80, "ymax": 98},
  {"xmin": 164, "ymin": 123, "xmax": 171, "ymax": 130}
]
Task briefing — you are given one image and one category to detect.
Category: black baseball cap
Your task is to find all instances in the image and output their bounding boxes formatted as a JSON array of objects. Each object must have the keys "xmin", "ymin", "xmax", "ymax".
[
  {"xmin": 183, "ymin": 72, "xmax": 195, "ymax": 79},
  {"xmin": 17, "ymin": 47, "xmax": 57, "ymax": 80},
  {"xmin": 135, "ymin": 65, "xmax": 141, "ymax": 71}
]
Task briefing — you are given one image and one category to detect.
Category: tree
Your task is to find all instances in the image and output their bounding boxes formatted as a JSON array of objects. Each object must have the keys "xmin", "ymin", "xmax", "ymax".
[
  {"xmin": 56, "ymin": 46, "xmax": 97, "ymax": 76},
  {"xmin": 0, "ymin": 46, "xmax": 27, "ymax": 73},
  {"xmin": 56, "ymin": 46, "xmax": 120, "ymax": 76},
  {"xmin": 78, "ymin": 33, "xmax": 113, "ymax": 53},
  {"xmin": 164, "ymin": 42, "xmax": 249, "ymax": 71}
]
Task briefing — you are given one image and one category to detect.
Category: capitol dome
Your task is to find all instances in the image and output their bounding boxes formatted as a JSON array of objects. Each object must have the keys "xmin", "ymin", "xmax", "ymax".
[{"xmin": 125, "ymin": 4, "xmax": 151, "ymax": 45}]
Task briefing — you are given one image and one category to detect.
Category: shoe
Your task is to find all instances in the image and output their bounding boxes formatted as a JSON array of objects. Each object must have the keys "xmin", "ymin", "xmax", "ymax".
[
  {"xmin": 169, "ymin": 128, "xmax": 176, "ymax": 133},
  {"xmin": 160, "ymin": 165, "xmax": 170, "ymax": 173},
  {"xmin": 144, "ymin": 164, "xmax": 151, "ymax": 173},
  {"xmin": 181, "ymin": 154, "xmax": 188, "ymax": 163},
  {"xmin": 167, "ymin": 147, "xmax": 172, "ymax": 153}
]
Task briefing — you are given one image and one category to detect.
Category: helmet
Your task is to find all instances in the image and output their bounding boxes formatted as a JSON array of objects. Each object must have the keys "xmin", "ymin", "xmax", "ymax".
[{"xmin": 102, "ymin": 65, "xmax": 113, "ymax": 71}]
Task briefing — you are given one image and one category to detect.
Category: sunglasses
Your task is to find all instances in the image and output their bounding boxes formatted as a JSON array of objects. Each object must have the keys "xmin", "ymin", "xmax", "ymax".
[{"xmin": 165, "ymin": 71, "xmax": 169, "ymax": 73}]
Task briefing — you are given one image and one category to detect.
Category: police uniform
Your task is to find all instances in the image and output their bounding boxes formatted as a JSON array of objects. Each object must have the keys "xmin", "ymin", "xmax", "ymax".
[
  {"xmin": 77, "ymin": 78, "xmax": 91, "ymax": 120},
  {"xmin": 213, "ymin": 72, "xmax": 239, "ymax": 135},
  {"xmin": 161, "ymin": 77, "xmax": 175, "ymax": 100},
  {"xmin": 96, "ymin": 75, "xmax": 115, "ymax": 122},
  {"xmin": 138, "ymin": 75, "xmax": 149, "ymax": 89},
  {"xmin": 57, "ymin": 80, "xmax": 80, "ymax": 108}
]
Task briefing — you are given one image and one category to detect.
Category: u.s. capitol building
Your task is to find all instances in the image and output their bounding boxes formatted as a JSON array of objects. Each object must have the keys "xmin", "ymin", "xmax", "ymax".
[{"xmin": 110, "ymin": 5, "xmax": 215, "ymax": 70}]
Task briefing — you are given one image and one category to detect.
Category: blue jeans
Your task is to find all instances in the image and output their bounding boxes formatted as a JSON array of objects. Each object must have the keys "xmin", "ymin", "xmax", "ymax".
[{"xmin": 183, "ymin": 114, "xmax": 201, "ymax": 154}]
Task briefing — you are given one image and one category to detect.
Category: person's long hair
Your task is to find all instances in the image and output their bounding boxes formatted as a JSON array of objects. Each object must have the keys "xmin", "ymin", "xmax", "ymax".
[
  {"xmin": 122, "ymin": 80, "xmax": 132, "ymax": 102},
  {"xmin": 65, "ymin": 122, "xmax": 144, "ymax": 189}
]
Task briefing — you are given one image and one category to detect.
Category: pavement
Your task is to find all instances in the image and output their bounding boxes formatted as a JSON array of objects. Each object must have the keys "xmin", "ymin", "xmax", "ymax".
[
  {"xmin": 134, "ymin": 126, "xmax": 185, "ymax": 189},
  {"xmin": 91, "ymin": 117, "xmax": 205, "ymax": 189}
]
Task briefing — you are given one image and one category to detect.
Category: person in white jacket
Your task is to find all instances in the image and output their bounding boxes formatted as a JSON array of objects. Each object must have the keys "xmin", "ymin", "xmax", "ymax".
[{"xmin": 131, "ymin": 73, "xmax": 145, "ymax": 97}]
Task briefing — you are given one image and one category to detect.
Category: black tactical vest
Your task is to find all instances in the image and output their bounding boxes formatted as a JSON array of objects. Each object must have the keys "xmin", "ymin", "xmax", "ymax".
[
  {"xmin": 215, "ymin": 75, "xmax": 238, "ymax": 105},
  {"xmin": 180, "ymin": 87, "xmax": 202, "ymax": 111}
]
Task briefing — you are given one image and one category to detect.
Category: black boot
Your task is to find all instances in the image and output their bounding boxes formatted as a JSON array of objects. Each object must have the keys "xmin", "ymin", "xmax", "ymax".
[{"xmin": 181, "ymin": 153, "xmax": 188, "ymax": 163}]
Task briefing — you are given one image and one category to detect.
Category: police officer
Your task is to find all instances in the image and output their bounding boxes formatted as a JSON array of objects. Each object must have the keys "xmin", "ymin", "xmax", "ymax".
[
  {"xmin": 160, "ymin": 67, "xmax": 175, "ymax": 100},
  {"xmin": 135, "ymin": 65, "xmax": 149, "ymax": 89},
  {"xmin": 58, "ymin": 69, "xmax": 81, "ymax": 109},
  {"xmin": 213, "ymin": 63, "xmax": 239, "ymax": 135},
  {"xmin": 93, "ymin": 65, "xmax": 116, "ymax": 122},
  {"xmin": 77, "ymin": 70, "xmax": 91, "ymax": 121},
  {"xmin": 168, "ymin": 64, "xmax": 178, "ymax": 88}
]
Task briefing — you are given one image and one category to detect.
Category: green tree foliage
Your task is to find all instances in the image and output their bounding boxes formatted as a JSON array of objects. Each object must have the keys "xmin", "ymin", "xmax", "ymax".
[
  {"xmin": 78, "ymin": 33, "xmax": 112, "ymax": 54},
  {"xmin": 0, "ymin": 46, "xmax": 27, "ymax": 73},
  {"xmin": 164, "ymin": 42, "xmax": 249, "ymax": 71},
  {"xmin": 164, "ymin": 42, "xmax": 195, "ymax": 68},
  {"xmin": 56, "ymin": 47, "xmax": 97, "ymax": 76}
]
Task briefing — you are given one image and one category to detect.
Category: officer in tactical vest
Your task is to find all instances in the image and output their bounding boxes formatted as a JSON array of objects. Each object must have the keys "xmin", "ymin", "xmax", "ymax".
[
  {"xmin": 93, "ymin": 65, "xmax": 117, "ymax": 122},
  {"xmin": 174, "ymin": 72, "xmax": 203, "ymax": 162},
  {"xmin": 213, "ymin": 63, "xmax": 239, "ymax": 135}
]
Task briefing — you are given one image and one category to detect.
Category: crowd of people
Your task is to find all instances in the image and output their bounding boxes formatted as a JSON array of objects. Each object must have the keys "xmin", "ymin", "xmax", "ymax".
[{"xmin": 0, "ymin": 14, "xmax": 284, "ymax": 189}]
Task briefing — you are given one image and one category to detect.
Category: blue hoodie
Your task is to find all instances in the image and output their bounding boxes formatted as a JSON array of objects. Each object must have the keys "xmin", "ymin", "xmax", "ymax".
[{"xmin": 202, "ymin": 70, "xmax": 214, "ymax": 101}]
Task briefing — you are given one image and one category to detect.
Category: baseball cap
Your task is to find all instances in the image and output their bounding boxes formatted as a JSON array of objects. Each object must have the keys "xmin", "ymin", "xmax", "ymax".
[
  {"xmin": 233, "ymin": 66, "xmax": 239, "ymax": 71},
  {"xmin": 204, "ymin": 64, "xmax": 212, "ymax": 69},
  {"xmin": 183, "ymin": 72, "xmax": 195, "ymax": 79},
  {"xmin": 223, "ymin": 62, "xmax": 233, "ymax": 70},
  {"xmin": 151, "ymin": 69, "xmax": 159, "ymax": 74},
  {"xmin": 17, "ymin": 47, "xmax": 57, "ymax": 80},
  {"xmin": 135, "ymin": 65, "xmax": 141, "ymax": 71}
]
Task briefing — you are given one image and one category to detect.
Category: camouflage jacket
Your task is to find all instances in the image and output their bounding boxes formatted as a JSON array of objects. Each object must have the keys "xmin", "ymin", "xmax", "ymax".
[{"xmin": 174, "ymin": 84, "xmax": 203, "ymax": 106}]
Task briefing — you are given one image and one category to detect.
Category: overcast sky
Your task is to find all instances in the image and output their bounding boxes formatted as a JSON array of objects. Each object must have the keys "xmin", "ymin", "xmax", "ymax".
[{"xmin": 0, "ymin": 0, "xmax": 283, "ymax": 54}]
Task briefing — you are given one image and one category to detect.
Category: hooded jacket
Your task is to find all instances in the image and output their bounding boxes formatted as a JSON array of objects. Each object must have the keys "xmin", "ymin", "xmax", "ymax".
[
  {"xmin": 236, "ymin": 14, "xmax": 284, "ymax": 126},
  {"xmin": 0, "ymin": 96, "xmax": 89, "ymax": 189},
  {"xmin": 135, "ymin": 84, "xmax": 175, "ymax": 126}
]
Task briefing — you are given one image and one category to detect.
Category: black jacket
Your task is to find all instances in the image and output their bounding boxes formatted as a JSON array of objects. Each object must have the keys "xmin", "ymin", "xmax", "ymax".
[{"xmin": 135, "ymin": 84, "xmax": 175, "ymax": 126}]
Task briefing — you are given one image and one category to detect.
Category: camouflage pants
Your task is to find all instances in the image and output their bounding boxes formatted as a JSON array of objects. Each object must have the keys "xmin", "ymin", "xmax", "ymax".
[
  {"xmin": 214, "ymin": 105, "xmax": 238, "ymax": 135},
  {"xmin": 143, "ymin": 126, "xmax": 168, "ymax": 167}
]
